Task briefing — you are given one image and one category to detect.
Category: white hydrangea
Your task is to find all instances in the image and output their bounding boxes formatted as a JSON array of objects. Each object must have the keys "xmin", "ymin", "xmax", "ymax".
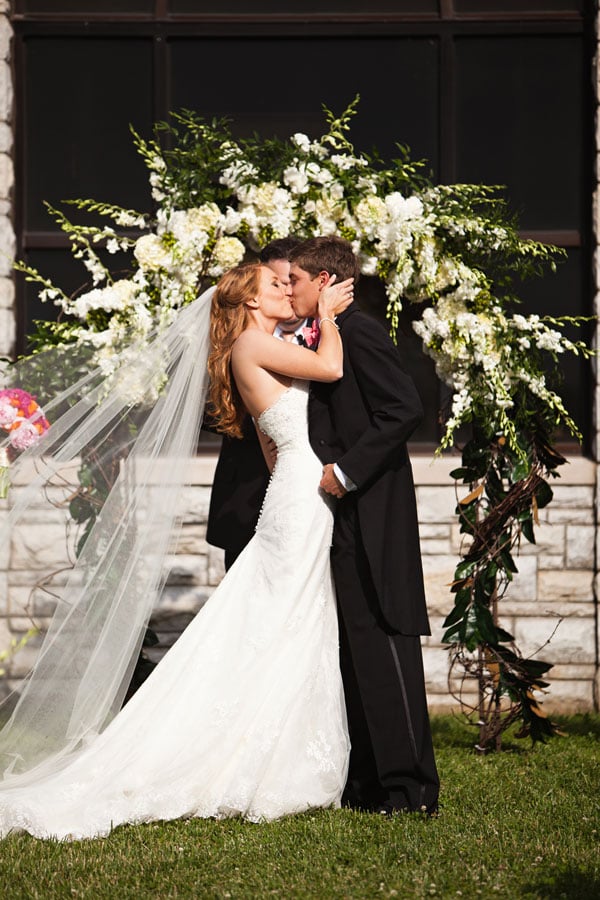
[
  {"xmin": 209, "ymin": 236, "xmax": 246, "ymax": 275},
  {"xmin": 133, "ymin": 234, "xmax": 173, "ymax": 271}
]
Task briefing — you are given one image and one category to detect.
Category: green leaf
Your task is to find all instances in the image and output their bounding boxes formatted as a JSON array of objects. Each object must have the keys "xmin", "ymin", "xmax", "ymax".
[
  {"xmin": 454, "ymin": 559, "xmax": 477, "ymax": 581},
  {"xmin": 69, "ymin": 495, "xmax": 94, "ymax": 524},
  {"xmin": 534, "ymin": 480, "xmax": 554, "ymax": 509}
]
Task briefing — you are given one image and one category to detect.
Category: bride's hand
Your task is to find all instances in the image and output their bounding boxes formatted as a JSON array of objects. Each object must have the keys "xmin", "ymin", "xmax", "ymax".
[{"xmin": 318, "ymin": 275, "xmax": 354, "ymax": 320}]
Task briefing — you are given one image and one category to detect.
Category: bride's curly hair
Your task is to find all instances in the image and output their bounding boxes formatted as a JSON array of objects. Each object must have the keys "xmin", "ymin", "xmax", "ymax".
[{"xmin": 207, "ymin": 262, "xmax": 263, "ymax": 438}]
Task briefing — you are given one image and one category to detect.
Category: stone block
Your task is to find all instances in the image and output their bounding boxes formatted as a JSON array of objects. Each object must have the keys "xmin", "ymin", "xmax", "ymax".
[
  {"xmin": 450, "ymin": 523, "xmax": 473, "ymax": 555},
  {"xmin": 176, "ymin": 486, "xmax": 211, "ymax": 524},
  {"xmin": 421, "ymin": 555, "xmax": 458, "ymax": 615},
  {"xmin": 420, "ymin": 538, "xmax": 452, "ymax": 555},
  {"xmin": 422, "ymin": 645, "xmax": 450, "ymax": 691},
  {"xmin": 503, "ymin": 555, "xmax": 538, "ymax": 602},
  {"xmin": 0, "ymin": 14, "xmax": 11, "ymax": 61},
  {"xmin": 546, "ymin": 507, "xmax": 593, "ymax": 525},
  {"xmin": 0, "ymin": 150, "xmax": 12, "ymax": 198},
  {"xmin": 152, "ymin": 585, "xmax": 212, "ymax": 616},
  {"xmin": 565, "ymin": 524, "xmax": 595, "ymax": 568},
  {"xmin": 171, "ymin": 525, "xmax": 208, "ymax": 556},
  {"xmin": 0, "ymin": 215, "xmax": 15, "ymax": 275},
  {"xmin": 0, "ymin": 305, "xmax": 14, "ymax": 355},
  {"xmin": 521, "ymin": 521, "xmax": 565, "ymax": 556},
  {"xmin": 549, "ymin": 663, "xmax": 596, "ymax": 681},
  {"xmin": 415, "ymin": 486, "xmax": 457, "ymax": 523},
  {"xmin": 207, "ymin": 545, "xmax": 225, "ymax": 586},
  {"xmin": 419, "ymin": 523, "xmax": 451, "ymax": 540},
  {"xmin": 513, "ymin": 616, "xmax": 596, "ymax": 664},
  {"xmin": 538, "ymin": 554, "xmax": 566, "ymax": 570},
  {"xmin": 0, "ymin": 121, "xmax": 11, "ymax": 154},
  {"xmin": 550, "ymin": 485, "xmax": 594, "ymax": 509},
  {"xmin": 163, "ymin": 553, "xmax": 207, "ymax": 586},
  {"xmin": 9, "ymin": 523, "xmax": 73, "ymax": 570},
  {"xmin": 543, "ymin": 679, "xmax": 595, "ymax": 713},
  {"xmin": 0, "ymin": 60, "xmax": 12, "ymax": 122},
  {"xmin": 0, "ymin": 273, "xmax": 13, "ymax": 308},
  {"xmin": 499, "ymin": 600, "xmax": 591, "ymax": 618},
  {"xmin": 537, "ymin": 569, "xmax": 594, "ymax": 602}
]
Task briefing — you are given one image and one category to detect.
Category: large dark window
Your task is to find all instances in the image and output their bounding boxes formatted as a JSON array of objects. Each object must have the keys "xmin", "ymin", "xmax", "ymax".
[{"xmin": 12, "ymin": 1, "xmax": 593, "ymax": 446}]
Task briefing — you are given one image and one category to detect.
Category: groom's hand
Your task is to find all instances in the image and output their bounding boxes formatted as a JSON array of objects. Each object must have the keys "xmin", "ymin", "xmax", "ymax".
[{"xmin": 320, "ymin": 464, "xmax": 347, "ymax": 499}]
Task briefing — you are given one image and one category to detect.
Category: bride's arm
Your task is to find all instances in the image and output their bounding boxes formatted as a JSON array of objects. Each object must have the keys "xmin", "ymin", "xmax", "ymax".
[{"xmin": 232, "ymin": 277, "xmax": 352, "ymax": 383}]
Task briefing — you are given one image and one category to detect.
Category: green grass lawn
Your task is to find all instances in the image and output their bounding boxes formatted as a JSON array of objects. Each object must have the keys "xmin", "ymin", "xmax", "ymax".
[{"xmin": 1, "ymin": 715, "xmax": 598, "ymax": 900}]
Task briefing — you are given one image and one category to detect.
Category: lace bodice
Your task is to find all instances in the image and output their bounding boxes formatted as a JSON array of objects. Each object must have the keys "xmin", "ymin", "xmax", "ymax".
[{"xmin": 257, "ymin": 380, "xmax": 312, "ymax": 452}]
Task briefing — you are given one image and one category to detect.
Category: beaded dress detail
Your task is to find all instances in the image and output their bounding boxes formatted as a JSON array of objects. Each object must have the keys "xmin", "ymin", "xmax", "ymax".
[{"xmin": 0, "ymin": 380, "xmax": 349, "ymax": 839}]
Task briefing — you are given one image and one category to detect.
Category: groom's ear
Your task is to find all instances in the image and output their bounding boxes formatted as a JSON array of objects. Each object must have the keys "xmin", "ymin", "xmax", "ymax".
[{"xmin": 317, "ymin": 270, "xmax": 331, "ymax": 290}]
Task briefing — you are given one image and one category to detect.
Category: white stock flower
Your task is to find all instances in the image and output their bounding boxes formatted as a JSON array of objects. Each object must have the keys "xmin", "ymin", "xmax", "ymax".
[
  {"xmin": 385, "ymin": 193, "xmax": 424, "ymax": 221},
  {"xmin": 71, "ymin": 279, "xmax": 139, "ymax": 320},
  {"xmin": 291, "ymin": 133, "xmax": 311, "ymax": 152},
  {"xmin": 283, "ymin": 164, "xmax": 310, "ymax": 195}
]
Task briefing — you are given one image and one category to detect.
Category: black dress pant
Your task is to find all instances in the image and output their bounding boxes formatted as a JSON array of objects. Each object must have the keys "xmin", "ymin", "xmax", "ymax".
[{"xmin": 331, "ymin": 497, "xmax": 439, "ymax": 813}]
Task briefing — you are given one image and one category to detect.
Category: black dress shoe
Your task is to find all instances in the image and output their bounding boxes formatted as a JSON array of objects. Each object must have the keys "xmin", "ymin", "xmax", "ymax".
[{"xmin": 376, "ymin": 800, "xmax": 439, "ymax": 818}]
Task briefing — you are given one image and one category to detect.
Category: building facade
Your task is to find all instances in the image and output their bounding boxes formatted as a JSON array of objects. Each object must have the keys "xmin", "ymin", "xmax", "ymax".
[{"xmin": 0, "ymin": 1, "xmax": 598, "ymax": 713}]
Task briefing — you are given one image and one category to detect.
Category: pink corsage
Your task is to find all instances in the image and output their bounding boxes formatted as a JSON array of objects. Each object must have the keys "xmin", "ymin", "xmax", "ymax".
[{"xmin": 301, "ymin": 319, "xmax": 320, "ymax": 349}]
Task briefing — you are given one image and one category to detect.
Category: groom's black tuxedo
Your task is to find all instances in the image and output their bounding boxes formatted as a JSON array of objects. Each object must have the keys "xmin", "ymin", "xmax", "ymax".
[
  {"xmin": 308, "ymin": 302, "xmax": 439, "ymax": 814},
  {"xmin": 308, "ymin": 303, "xmax": 429, "ymax": 635},
  {"xmin": 206, "ymin": 415, "xmax": 270, "ymax": 568}
]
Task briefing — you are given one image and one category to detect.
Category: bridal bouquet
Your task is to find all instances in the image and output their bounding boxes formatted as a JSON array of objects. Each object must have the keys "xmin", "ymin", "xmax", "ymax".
[{"xmin": 0, "ymin": 387, "xmax": 50, "ymax": 498}]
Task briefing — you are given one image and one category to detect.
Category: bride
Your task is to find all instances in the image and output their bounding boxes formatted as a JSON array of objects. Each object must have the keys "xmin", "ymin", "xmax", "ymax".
[{"xmin": 0, "ymin": 262, "xmax": 354, "ymax": 840}]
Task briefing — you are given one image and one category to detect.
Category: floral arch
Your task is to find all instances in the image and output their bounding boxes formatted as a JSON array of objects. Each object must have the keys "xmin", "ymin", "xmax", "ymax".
[{"xmin": 13, "ymin": 99, "xmax": 592, "ymax": 750}]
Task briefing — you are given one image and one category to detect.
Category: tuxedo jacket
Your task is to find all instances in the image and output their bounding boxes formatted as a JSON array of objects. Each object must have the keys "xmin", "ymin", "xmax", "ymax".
[
  {"xmin": 308, "ymin": 303, "xmax": 430, "ymax": 636},
  {"xmin": 206, "ymin": 414, "xmax": 270, "ymax": 558}
]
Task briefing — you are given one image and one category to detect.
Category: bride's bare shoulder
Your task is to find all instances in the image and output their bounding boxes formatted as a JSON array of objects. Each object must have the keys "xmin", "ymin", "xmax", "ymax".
[{"xmin": 232, "ymin": 329, "xmax": 273, "ymax": 357}]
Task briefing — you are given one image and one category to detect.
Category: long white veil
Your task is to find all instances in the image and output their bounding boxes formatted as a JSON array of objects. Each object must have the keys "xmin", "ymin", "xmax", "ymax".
[{"xmin": 0, "ymin": 288, "xmax": 214, "ymax": 783}]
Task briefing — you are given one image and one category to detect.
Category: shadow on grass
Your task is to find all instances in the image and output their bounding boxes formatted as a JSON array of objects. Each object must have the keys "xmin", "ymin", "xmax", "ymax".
[
  {"xmin": 430, "ymin": 714, "xmax": 530, "ymax": 753},
  {"xmin": 521, "ymin": 868, "xmax": 600, "ymax": 899},
  {"xmin": 552, "ymin": 713, "xmax": 600, "ymax": 739},
  {"xmin": 430, "ymin": 712, "xmax": 600, "ymax": 753}
]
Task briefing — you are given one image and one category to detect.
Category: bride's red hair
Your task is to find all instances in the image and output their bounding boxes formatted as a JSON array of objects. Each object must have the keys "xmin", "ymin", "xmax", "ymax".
[{"xmin": 207, "ymin": 263, "xmax": 262, "ymax": 438}]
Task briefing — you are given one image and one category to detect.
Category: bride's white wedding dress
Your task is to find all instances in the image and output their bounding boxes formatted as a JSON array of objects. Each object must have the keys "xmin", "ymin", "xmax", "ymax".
[{"xmin": 0, "ymin": 380, "xmax": 350, "ymax": 840}]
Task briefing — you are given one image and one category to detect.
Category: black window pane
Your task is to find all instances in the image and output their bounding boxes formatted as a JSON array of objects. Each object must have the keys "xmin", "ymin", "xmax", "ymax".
[
  {"xmin": 15, "ymin": 1, "xmax": 154, "ymax": 13},
  {"xmin": 169, "ymin": 0, "xmax": 438, "ymax": 13},
  {"xmin": 168, "ymin": 36, "xmax": 440, "ymax": 171},
  {"xmin": 24, "ymin": 37, "xmax": 154, "ymax": 232},
  {"xmin": 455, "ymin": 35, "xmax": 585, "ymax": 231},
  {"xmin": 454, "ymin": 0, "xmax": 584, "ymax": 14}
]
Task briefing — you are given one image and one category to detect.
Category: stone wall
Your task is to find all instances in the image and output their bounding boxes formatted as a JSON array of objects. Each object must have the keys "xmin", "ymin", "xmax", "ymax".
[
  {"xmin": 0, "ymin": 1, "xmax": 14, "ymax": 359},
  {"xmin": 1, "ymin": 454, "xmax": 596, "ymax": 713}
]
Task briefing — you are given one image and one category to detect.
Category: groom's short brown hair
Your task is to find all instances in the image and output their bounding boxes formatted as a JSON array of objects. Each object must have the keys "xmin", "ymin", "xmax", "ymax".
[{"xmin": 289, "ymin": 235, "xmax": 360, "ymax": 284}]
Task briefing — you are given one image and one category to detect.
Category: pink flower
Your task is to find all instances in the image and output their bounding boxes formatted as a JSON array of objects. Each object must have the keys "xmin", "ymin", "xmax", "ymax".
[
  {"xmin": 0, "ymin": 398, "xmax": 17, "ymax": 428},
  {"xmin": 9, "ymin": 419, "xmax": 41, "ymax": 451},
  {"xmin": 302, "ymin": 319, "xmax": 320, "ymax": 349}
]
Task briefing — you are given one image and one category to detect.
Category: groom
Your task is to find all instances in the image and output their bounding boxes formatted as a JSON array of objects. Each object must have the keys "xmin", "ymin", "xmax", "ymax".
[{"xmin": 289, "ymin": 236, "xmax": 439, "ymax": 815}]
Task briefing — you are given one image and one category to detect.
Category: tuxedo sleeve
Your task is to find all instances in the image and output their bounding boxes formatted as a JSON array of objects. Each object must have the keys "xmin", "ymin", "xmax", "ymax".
[{"xmin": 336, "ymin": 315, "xmax": 423, "ymax": 489}]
